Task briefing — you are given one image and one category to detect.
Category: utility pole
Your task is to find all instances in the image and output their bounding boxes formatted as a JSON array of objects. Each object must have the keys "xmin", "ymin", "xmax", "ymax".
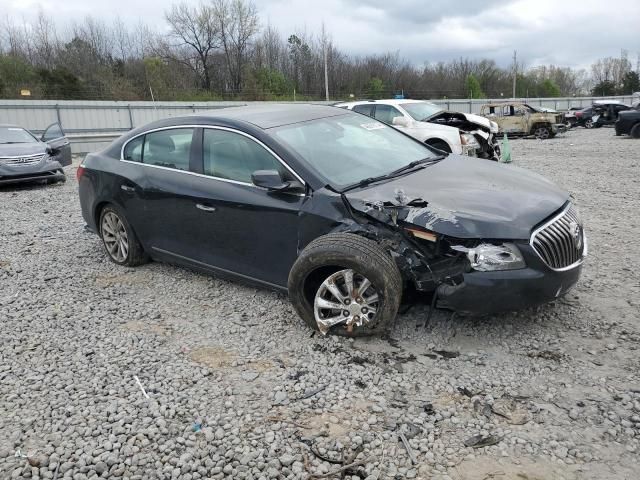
[
  {"xmin": 512, "ymin": 50, "xmax": 517, "ymax": 99},
  {"xmin": 322, "ymin": 22, "xmax": 329, "ymax": 101}
]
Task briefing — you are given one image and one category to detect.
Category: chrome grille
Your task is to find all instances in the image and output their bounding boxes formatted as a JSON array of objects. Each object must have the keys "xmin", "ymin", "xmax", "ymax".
[
  {"xmin": 0, "ymin": 154, "xmax": 45, "ymax": 167},
  {"xmin": 531, "ymin": 205, "xmax": 585, "ymax": 270}
]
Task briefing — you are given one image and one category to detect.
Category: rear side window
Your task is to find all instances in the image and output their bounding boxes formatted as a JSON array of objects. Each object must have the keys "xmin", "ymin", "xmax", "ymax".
[
  {"xmin": 142, "ymin": 128, "xmax": 194, "ymax": 171},
  {"xmin": 373, "ymin": 105, "xmax": 403, "ymax": 125},
  {"xmin": 123, "ymin": 136, "xmax": 143, "ymax": 162},
  {"xmin": 353, "ymin": 104, "xmax": 374, "ymax": 117},
  {"xmin": 202, "ymin": 129, "xmax": 286, "ymax": 184}
]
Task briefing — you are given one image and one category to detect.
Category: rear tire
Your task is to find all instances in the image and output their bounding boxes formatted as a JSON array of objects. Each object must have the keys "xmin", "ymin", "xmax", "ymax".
[
  {"xmin": 288, "ymin": 233, "xmax": 402, "ymax": 337},
  {"xmin": 99, "ymin": 204, "xmax": 148, "ymax": 267},
  {"xmin": 631, "ymin": 124, "xmax": 640, "ymax": 139}
]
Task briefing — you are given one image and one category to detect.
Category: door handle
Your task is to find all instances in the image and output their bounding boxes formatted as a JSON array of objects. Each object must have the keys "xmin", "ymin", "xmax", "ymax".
[
  {"xmin": 121, "ymin": 185, "xmax": 135, "ymax": 193},
  {"xmin": 196, "ymin": 203, "xmax": 216, "ymax": 212}
]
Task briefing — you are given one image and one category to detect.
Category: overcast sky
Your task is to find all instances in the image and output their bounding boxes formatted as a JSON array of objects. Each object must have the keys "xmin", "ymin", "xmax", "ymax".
[{"xmin": 4, "ymin": 0, "xmax": 639, "ymax": 69}]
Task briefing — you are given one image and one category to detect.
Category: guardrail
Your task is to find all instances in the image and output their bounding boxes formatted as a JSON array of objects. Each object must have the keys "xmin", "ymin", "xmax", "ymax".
[{"xmin": 1, "ymin": 95, "xmax": 637, "ymax": 153}]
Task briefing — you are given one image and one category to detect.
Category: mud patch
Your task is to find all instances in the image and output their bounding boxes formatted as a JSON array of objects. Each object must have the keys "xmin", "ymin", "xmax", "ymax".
[
  {"xmin": 95, "ymin": 273, "xmax": 147, "ymax": 288},
  {"xmin": 189, "ymin": 346, "xmax": 236, "ymax": 369},
  {"xmin": 123, "ymin": 320, "xmax": 173, "ymax": 336},
  {"xmin": 451, "ymin": 456, "xmax": 577, "ymax": 480}
]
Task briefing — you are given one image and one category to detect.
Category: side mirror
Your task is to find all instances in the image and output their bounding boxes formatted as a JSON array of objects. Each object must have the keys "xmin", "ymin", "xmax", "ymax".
[
  {"xmin": 392, "ymin": 116, "xmax": 410, "ymax": 128},
  {"xmin": 251, "ymin": 170, "xmax": 302, "ymax": 193}
]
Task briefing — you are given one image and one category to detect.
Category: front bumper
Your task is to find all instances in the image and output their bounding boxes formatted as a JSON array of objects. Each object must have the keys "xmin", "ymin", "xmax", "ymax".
[
  {"xmin": 432, "ymin": 243, "xmax": 583, "ymax": 315},
  {"xmin": 0, "ymin": 159, "xmax": 66, "ymax": 186}
]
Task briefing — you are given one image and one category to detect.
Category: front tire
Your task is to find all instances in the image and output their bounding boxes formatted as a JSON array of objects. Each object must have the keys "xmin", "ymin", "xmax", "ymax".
[
  {"xmin": 288, "ymin": 233, "xmax": 402, "ymax": 337},
  {"xmin": 631, "ymin": 124, "xmax": 640, "ymax": 139},
  {"xmin": 534, "ymin": 126, "xmax": 551, "ymax": 139},
  {"xmin": 99, "ymin": 205, "xmax": 147, "ymax": 267},
  {"xmin": 585, "ymin": 119, "xmax": 594, "ymax": 129}
]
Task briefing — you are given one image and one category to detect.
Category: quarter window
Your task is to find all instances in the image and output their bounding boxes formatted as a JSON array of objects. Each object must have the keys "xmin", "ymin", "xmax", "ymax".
[
  {"xmin": 141, "ymin": 128, "xmax": 194, "ymax": 171},
  {"xmin": 353, "ymin": 104, "xmax": 374, "ymax": 117},
  {"xmin": 123, "ymin": 136, "xmax": 143, "ymax": 162},
  {"xmin": 202, "ymin": 129, "xmax": 285, "ymax": 184}
]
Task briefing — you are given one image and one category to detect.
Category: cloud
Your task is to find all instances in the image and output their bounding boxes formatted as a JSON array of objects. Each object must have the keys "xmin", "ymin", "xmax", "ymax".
[{"xmin": 3, "ymin": 0, "xmax": 639, "ymax": 69}]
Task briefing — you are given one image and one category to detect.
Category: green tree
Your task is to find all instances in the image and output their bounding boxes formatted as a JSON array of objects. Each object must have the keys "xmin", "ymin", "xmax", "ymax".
[
  {"xmin": 366, "ymin": 77, "xmax": 385, "ymax": 99},
  {"xmin": 465, "ymin": 74, "xmax": 485, "ymax": 98},
  {"xmin": 621, "ymin": 71, "xmax": 640, "ymax": 94},
  {"xmin": 592, "ymin": 80, "xmax": 617, "ymax": 96},
  {"xmin": 540, "ymin": 79, "xmax": 561, "ymax": 97},
  {"xmin": 0, "ymin": 55, "xmax": 36, "ymax": 97},
  {"xmin": 37, "ymin": 68, "xmax": 83, "ymax": 99},
  {"xmin": 254, "ymin": 68, "xmax": 290, "ymax": 97}
]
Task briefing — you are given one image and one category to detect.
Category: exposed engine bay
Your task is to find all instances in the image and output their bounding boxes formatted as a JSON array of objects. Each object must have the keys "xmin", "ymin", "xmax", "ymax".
[{"xmin": 428, "ymin": 111, "xmax": 501, "ymax": 161}]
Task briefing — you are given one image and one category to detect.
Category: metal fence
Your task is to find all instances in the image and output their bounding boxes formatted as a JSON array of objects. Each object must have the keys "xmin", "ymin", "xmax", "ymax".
[{"xmin": 1, "ymin": 95, "xmax": 637, "ymax": 153}]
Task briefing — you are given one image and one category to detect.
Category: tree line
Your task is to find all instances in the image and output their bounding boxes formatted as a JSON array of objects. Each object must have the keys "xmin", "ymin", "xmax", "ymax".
[{"xmin": 1, "ymin": 1, "xmax": 639, "ymax": 101}]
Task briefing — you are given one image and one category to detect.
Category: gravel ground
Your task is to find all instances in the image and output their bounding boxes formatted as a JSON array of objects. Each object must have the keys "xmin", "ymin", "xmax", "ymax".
[{"xmin": 1, "ymin": 127, "xmax": 639, "ymax": 480}]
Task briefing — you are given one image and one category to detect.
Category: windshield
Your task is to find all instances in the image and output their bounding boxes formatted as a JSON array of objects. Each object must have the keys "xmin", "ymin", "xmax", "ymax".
[
  {"xmin": 400, "ymin": 102, "xmax": 443, "ymax": 121},
  {"xmin": 0, "ymin": 127, "xmax": 38, "ymax": 144},
  {"xmin": 272, "ymin": 113, "xmax": 437, "ymax": 189}
]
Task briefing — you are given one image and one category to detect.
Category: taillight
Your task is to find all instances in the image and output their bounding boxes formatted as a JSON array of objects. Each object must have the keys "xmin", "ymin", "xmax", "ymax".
[
  {"xmin": 575, "ymin": 112, "xmax": 582, "ymax": 118},
  {"xmin": 76, "ymin": 165, "xmax": 86, "ymax": 182}
]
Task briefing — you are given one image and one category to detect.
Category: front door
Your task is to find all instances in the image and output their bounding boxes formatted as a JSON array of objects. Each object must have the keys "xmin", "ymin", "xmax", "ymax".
[
  {"xmin": 180, "ymin": 127, "xmax": 305, "ymax": 287},
  {"xmin": 41, "ymin": 123, "xmax": 72, "ymax": 166}
]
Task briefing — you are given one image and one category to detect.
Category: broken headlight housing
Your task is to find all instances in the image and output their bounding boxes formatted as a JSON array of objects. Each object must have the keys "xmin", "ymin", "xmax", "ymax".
[
  {"xmin": 460, "ymin": 133, "xmax": 480, "ymax": 148},
  {"xmin": 453, "ymin": 243, "xmax": 526, "ymax": 272}
]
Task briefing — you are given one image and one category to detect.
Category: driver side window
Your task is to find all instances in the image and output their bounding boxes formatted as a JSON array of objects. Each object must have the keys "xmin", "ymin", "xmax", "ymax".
[{"xmin": 202, "ymin": 129, "xmax": 286, "ymax": 184}]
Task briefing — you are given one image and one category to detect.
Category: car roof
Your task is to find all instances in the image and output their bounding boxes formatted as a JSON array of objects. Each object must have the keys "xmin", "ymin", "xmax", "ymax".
[
  {"xmin": 195, "ymin": 104, "xmax": 347, "ymax": 129},
  {"xmin": 0, "ymin": 124, "xmax": 22, "ymax": 128},
  {"xmin": 337, "ymin": 99, "xmax": 437, "ymax": 107}
]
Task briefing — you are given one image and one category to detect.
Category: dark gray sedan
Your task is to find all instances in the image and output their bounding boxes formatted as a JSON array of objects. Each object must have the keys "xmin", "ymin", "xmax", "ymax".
[{"xmin": 0, "ymin": 123, "xmax": 72, "ymax": 186}]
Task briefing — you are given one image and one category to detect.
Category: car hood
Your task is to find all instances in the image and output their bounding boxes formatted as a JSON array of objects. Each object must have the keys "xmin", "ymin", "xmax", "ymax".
[
  {"xmin": 460, "ymin": 112, "xmax": 492, "ymax": 130},
  {"xmin": 0, "ymin": 143, "xmax": 47, "ymax": 157},
  {"xmin": 345, "ymin": 155, "xmax": 569, "ymax": 240}
]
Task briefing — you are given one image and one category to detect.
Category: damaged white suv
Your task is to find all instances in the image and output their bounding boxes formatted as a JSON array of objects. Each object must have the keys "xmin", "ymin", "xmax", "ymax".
[{"xmin": 336, "ymin": 99, "xmax": 501, "ymax": 161}]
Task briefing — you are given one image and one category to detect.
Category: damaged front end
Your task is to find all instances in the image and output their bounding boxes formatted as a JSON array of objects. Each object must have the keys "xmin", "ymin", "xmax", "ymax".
[
  {"xmin": 342, "ymin": 182, "xmax": 585, "ymax": 316},
  {"xmin": 428, "ymin": 111, "xmax": 501, "ymax": 161}
]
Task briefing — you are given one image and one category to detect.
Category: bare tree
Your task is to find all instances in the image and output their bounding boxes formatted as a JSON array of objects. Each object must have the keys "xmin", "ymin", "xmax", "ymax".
[
  {"xmin": 163, "ymin": 2, "xmax": 221, "ymax": 90},
  {"xmin": 214, "ymin": 0, "xmax": 259, "ymax": 93}
]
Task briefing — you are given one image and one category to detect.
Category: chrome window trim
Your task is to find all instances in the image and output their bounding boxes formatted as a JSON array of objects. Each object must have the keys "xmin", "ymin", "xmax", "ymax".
[
  {"xmin": 120, "ymin": 124, "xmax": 306, "ymax": 187},
  {"xmin": 529, "ymin": 202, "xmax": 587, "ymax": 272}
]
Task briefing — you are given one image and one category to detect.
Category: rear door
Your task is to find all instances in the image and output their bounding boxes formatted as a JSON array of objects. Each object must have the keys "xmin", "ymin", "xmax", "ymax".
[
  {"xmin": 123, "ymin": 127, "xmax": 203, "ymax": 257},
  {"xmin": 41, "ymin": 123, "xmax": 72, "ymax": 166}
]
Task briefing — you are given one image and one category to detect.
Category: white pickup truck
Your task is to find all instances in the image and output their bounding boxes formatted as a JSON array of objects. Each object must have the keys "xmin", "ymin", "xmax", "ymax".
[{"xmin": 336, "ymin": 99, "xmax": 501, "ymax": 161}]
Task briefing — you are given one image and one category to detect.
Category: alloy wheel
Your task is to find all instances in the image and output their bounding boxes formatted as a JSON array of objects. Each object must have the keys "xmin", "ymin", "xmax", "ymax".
[
  {"xmin": 313, "ymin": 269, "xmax": 379, "ymax": 334},
  {"xmin": 101, "ymin": 211, "xmax": 129, "ymax": 263}
]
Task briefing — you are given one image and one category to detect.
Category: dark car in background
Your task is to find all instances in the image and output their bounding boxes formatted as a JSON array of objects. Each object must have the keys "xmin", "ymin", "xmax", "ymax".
[
  {"xmin": 574, "ymin": 102, "xmax": 631, "ymax": 128},
  {"xmin": 78, "ymin": 105, "xmax": 586, "ymax": 337},
  {"xmin": 615, "ymin": 102, "xmax": 640, "ymax": 138},
  {"xmin": 0, "ymin": 123, "xmax": 72, "ymax": 186}
]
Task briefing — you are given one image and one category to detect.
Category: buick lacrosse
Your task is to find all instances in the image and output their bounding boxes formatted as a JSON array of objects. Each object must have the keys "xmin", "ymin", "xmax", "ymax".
[{"xmin": 78, "ymin": 104, "xmax": 586, "ymax": 336}]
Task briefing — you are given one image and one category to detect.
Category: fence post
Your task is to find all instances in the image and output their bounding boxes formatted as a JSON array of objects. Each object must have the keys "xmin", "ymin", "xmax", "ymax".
[
  {"xmin": 127, "ymin": 104, "xmax": 134, "ymax": 130},
  {"xmin": 54, "ymin": 104, "xmax": 62, "ymax": 128}
]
